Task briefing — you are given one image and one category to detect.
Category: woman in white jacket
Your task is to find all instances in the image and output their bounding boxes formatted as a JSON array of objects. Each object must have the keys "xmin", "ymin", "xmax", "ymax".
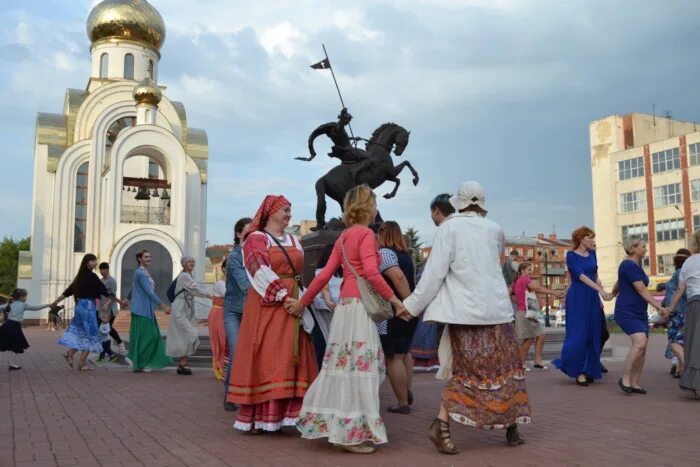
[
  {"xmin": 166, "ymin": 256, "xmax": 212, "ymax": 375},
  {"xmin": 400, "ymin": 181, "xmax": 532, "ymax": 455}
]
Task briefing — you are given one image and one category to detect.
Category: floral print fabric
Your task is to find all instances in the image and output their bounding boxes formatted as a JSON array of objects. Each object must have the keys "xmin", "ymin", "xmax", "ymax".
[{"xmin": 297, "ymin": 298, "xmax": 388, "ymax": 445}]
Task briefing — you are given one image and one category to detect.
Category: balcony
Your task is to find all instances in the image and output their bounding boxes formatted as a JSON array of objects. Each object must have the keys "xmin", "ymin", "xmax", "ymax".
[{"xmin": 120, "ymin": 206, "xmax": 170, "ymax": 225}]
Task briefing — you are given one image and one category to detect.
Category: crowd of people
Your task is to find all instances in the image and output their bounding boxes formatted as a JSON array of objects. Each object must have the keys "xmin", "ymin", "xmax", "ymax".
[{"xmin": 1, "ymin": 179, "xmax": 699, "ymax": 456}]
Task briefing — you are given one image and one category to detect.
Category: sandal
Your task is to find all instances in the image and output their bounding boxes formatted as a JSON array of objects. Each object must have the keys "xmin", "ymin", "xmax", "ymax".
[
  {"xmin": 407, "ymin": 390, "xmax": 414, "ymax": 405},
  {"xmin": 177, "ymin": 365, "xmax": 193, "ymax": 375},
  {"xmin": 78, "ymin": 364, "xmax": 91, "ymax": 371},
  {"xmin": 387, "ymin": 405, "xmax": 411, "ymax": 414},
  {"xmin": 506, "ymin": 425, "xmax": 525, "ymax": 446},
  {"xmin": 428, "ymin": 418, "xmax": 459, "ymax": 455},
  {"xmin": 533, "ymin": 363, "xmax": 548, "ymax": 370},
  {"xmin": 63, "ymin": 352, "xmax": 74, "ymax": 368}
]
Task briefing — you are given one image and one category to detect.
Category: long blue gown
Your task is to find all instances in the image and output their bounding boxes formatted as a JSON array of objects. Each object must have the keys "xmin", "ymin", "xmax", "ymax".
[{"xmin": 552, "ymin": 250, "xmax": 602, "ymax": 380}]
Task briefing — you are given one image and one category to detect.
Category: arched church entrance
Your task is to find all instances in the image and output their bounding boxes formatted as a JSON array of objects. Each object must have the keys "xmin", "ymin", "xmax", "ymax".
[{"xmin": 120, "ymin": 240, "xmax": 173, "ymax": 304}]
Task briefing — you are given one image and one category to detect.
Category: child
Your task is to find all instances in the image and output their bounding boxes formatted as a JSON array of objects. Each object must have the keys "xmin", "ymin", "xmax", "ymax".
[
  {"xmin": 0, "ymin": 289, "xmax": 52, "ymax": 370},
  {"xmin": 47, "ymin": 305, "xmax": 62, "ymax": 331},
  {"xmin": 96, "ymin": 311, "xmax": 117, "ymax": 362}
]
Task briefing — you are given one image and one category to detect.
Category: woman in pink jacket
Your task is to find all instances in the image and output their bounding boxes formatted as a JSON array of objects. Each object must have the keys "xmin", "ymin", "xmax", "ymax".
[{"xmin": 289, "ymin": 185, "xmax": 404, "ymax": 454}]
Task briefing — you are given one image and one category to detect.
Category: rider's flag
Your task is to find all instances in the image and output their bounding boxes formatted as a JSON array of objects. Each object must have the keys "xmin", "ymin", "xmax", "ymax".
[{"xmin": 310, "ymin": 58, "xmax": 331, "ymax": 70}]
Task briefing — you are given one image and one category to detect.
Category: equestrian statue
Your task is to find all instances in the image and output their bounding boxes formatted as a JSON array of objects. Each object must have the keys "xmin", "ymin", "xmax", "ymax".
[{"xmin": 296, "ymin": 108, "xmax": 419, "ymax": 230}]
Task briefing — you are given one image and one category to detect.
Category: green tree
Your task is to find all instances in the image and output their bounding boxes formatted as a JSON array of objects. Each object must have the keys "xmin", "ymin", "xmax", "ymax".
[
  {"xmin": 404, "ymin": 227, "xmax": 426, "ymax": 270},
  {"xmin": 0, "ymin": 237, "xmax": 30, "ymax": 295}
]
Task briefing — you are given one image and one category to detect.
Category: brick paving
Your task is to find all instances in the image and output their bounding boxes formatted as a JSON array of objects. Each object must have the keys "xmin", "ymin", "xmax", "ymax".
[{"xmin": 1, "ymin": 328, "xmax": 698, "ymax": 467}]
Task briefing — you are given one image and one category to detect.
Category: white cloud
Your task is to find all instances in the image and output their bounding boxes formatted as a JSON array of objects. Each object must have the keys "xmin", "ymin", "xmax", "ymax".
[
  {"xmin": 332, "ymin": 10, "xmax": 381, "ymax": 42},
  {"xmin": 259, "ymin": 22, "xmax": 305, "ymax": 58},
  {"xmin": 14, "ymin": 22, "xmax": 32, "ymax": 45}
]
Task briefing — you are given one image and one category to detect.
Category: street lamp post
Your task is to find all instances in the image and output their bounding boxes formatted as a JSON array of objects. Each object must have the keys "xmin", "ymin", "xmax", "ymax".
[{"xmin": 538, "ymin": 247, "xmax": 556, "ymax": 327}]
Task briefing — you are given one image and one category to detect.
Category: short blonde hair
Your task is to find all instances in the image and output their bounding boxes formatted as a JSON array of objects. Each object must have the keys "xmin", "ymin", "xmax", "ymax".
[
  {"xmin": 622, "ymin": 237, "xmax": 646, "ymax": 255},
  {"xmin": 343, "ymin": 185, "xmax": 376, "ymax": 227}
]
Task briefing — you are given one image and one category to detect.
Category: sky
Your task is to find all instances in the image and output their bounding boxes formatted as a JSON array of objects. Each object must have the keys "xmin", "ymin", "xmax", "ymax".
[{"xmin": 2, "ymin": 0, "xmax": 700, "ymax": 246}]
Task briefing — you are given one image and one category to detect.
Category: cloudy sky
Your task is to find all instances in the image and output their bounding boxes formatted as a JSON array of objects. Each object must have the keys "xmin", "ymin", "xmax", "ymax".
[{"xmin": 2, "ymin": 0, "xmax": 700, "ymax": 245}]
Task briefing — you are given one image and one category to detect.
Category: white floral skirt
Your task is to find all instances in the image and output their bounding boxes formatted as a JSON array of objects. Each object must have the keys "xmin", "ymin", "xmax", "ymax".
[{"xmin": 296, "ymin": 298, "xmax": 388, "ymax": 445}]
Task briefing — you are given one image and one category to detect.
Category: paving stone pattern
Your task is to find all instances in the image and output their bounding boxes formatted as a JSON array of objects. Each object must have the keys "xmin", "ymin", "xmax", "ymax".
[{"xmin": 1, "ymin": 329, "xmax": 698, "ymax": 466}]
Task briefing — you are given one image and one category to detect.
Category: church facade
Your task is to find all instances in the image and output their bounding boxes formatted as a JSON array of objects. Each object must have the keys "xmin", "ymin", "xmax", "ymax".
[{"xmin": 19, "ymin": 0, "xmax": 209, "ymax": 320}]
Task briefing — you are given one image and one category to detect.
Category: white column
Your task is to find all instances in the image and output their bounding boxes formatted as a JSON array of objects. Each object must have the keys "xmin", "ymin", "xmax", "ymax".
[{"xmin": 136, "ymin": 104, "xmax": 158, "ymax": 125}]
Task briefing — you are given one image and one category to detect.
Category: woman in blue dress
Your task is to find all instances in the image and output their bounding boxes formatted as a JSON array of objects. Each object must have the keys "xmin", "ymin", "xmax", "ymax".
[
  {"xmin": 613, "ymin": 238, "xmax": 668, "ymax": 394},
  {"xmin": 663, "ymin": 249, "xmax": 690, "ymax": 378},
  {"xmin": 52, "ymin": 254, "xmax": 127, "ymax": 371},
  {"xmin": 553, "ymin": 227, "xmax": 613, "ymax": 386}
]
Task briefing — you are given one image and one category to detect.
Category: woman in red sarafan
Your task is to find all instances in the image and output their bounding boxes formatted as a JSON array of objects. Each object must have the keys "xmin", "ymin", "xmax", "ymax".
[{"xmin": 226, "ymin": 195, "xmax": 318, "ymax": 432}]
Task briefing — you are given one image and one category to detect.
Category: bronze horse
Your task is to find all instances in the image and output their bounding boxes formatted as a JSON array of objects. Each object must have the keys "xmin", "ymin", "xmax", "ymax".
[{"xmin": 301, "ymin": 122, "xmax": 419, "ymax": 229}]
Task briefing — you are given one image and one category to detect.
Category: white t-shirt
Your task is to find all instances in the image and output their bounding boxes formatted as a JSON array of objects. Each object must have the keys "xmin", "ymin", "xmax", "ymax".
[
  {"xmin": 680, "ymin": 254, "xmax": 700, "ymax": 299},
  {"xmin": 213, "ymin": 280, "xmax": 226, "ymax": 298}
]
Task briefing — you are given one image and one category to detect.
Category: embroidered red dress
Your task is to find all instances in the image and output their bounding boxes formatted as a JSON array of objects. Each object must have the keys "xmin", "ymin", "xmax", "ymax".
[{"xmin": 227, "ymin": 231, "xmax": 318, "ymax": 431}]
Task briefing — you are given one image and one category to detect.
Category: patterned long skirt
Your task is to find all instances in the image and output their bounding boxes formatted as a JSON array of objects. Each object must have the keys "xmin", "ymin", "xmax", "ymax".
[
  {"xmin": 297, "ymin": 298, "xmax": 387, "ymax": 445},
  {"xmin": 58, "ymin": 299, "xmax": 102, "ymax": 353},
  {"xmin": 443, "ymin": 323, "xmax": 532, "ymax": 430}
]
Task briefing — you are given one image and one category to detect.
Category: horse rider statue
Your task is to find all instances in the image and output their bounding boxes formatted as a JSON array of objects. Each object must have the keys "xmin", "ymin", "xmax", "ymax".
[{"xmin": 297, "ymin": 108, "xmax": 374, "ymax": 177}]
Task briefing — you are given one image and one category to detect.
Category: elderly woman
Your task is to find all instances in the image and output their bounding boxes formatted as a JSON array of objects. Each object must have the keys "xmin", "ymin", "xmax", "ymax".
[
  {"xmin": 167, "ymin": 256, "xmax": 213, "ymax": 375},
  {"xmin": 399, "ymin": 181, "xmax": 531, "ymax": 455},
  {"xmin": 613, "ymin": 238, "xmax": 667, "ymax": 394}
]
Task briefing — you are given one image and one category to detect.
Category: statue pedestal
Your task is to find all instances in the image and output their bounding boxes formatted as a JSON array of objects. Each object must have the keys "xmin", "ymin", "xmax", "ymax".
[{"xmin": 300, "ymin": 229, "xmax": 342, "ymax": 286}]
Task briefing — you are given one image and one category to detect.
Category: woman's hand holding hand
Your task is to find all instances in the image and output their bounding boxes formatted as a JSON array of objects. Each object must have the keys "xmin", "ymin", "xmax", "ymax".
[
  {"xmin": 284, "ymin": 297, "xmax": 304, "ymax": 317},
  {"xmin": 324, "ymin": 300, "xmax": 336, "ymax": 312},
  {"xmin": 601, "ymin": 291, "xmax": 614, "ymax": 301},
  {"xmin": 163, "ymin": 305, "xmax": 171, "ymax": 315}
]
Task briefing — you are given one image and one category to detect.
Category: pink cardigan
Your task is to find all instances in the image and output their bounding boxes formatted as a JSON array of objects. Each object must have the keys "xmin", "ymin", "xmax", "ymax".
[{"xmin": 302, "ymin": 225, "xmax": 394, "ymax": 306}]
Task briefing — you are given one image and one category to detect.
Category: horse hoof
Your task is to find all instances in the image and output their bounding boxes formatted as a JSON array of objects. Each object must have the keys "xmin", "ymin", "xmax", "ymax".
[
  {"xmin": 413, "ymin": 177, "xmax": 419, "ymax": 186},
  {"xmin": 383, "ymin": 193, "xmax": 393, "ymax": 199}
]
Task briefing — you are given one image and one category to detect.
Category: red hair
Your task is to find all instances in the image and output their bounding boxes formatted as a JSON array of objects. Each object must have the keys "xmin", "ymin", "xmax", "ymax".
[{"xmin": 571, "ymin": 226, "xmax": 595, "ymax": 250}]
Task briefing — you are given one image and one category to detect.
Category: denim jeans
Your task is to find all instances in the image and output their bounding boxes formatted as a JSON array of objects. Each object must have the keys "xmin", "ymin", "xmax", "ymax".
[{"xmin": 223, "ymin": 310, "xmax": 243, "ymax": 400}]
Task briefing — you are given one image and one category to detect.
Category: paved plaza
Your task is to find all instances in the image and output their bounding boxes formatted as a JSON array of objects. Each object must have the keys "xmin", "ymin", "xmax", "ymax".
[{"xmin": 1, "ymin": 328, "xmax": 698, "ymax": 467}]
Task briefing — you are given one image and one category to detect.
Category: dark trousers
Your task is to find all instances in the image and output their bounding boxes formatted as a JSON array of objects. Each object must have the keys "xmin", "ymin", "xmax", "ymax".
[
  {"xmin": 600, "ymin": 308, "xmax": 609, "ymax": 348},
  {"xmin": 99, "ymin": 340, "xmax": 115, "ymax": 359},
  {"xmin": 95, "ymin": 311, "xmax": 122, "ymax": 344}
]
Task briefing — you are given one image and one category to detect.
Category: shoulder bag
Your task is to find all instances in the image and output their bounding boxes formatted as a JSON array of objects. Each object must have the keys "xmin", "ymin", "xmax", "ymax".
[{"xmin": 340, "ymin": 235, "xmax": 394, "ymax": 322}]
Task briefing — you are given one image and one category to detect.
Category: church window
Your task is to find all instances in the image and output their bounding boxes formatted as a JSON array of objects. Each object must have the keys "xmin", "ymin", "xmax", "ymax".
[
  {"xmin": 147, "ymin": 60, "xmax": 154, "ymax": 79},
  {"xmin": 100, "ymin": 53, "xmax": 109, "ymax": 78},
  {"xmin": 74, "ymin": 162, "xmax": 89, "ymax": 252},
  {"xmin": 124, "ymin": 53, "xmax": 134, "ymax": 79}
]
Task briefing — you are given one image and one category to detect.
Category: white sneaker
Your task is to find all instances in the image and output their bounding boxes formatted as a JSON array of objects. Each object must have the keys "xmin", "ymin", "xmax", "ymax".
[{"xmin": 118, "ymin": 343, "xmax": 126, "ymax": 353}]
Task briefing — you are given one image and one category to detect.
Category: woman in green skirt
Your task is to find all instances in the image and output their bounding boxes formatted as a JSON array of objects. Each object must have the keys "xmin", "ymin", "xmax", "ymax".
[{"xmin": 128, "ymin": 249, "xmax": 172, "ymax": 372}]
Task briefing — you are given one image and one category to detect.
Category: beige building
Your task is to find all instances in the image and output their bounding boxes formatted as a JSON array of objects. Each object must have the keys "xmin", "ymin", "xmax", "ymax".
[{"xmin": 591, "ymin": 113, "xmax": 700, "ymax": 288}]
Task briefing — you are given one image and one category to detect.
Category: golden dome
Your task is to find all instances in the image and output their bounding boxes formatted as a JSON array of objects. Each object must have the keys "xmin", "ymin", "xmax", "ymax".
[
  {"xmin": 87, "ymin": 0, "xmax": 166, "ymax": 51},
  {"xmin": 133, "ymin": 77, "xmax": 162, "ymax": 105}
]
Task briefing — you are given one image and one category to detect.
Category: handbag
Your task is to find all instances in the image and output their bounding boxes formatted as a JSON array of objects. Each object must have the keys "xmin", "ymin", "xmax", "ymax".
[
  {"xmin": 340, "ymin": 236, "xmax": 394, "ymax": 322},
  {"xmin": 525, "ymin": 291, "xmax": 540, "ymax": 319}
]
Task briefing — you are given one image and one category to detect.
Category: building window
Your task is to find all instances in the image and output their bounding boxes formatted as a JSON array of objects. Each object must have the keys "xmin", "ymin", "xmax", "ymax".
[
  {"xmin": 692, "ymin": 180, "xmax": 700, "ymax": 202},
  {"xmin": 652, "ymin": 148, "xmax": 680, "ymax": 174},
  {"xmin": 621, "ymin": 223, "xmax": 649, "ymax": 244},
  {"xmin": 657, "ymin": 254, "xmax": 675, "ymax": 275},
  {"xmin": 147, "ymin": 59, "xmax": 154, "ymax": 79},
  {"xmin": 124, "ymin": 53, "xmax": 134, "ymax": 79},
  {"xmin": 654, "ymin": 183, "xmax": 682, "ymax": 207},
  {"xmin": 690, "ymin": 143, "xmax": 700, "ymax": 166},
  {"xmin": 618, "ymin": 156, "xmax": 644, "ymax": 181},
  {"xmin": 74, "ymin": 162, "xmax": 89, "ymax": 252},
  {"xmin": 694, "ymin": 214, "xmax": 700, "ymax": 231},
  {"xmin": 148, "ymin": 161, "xmax": 159, "ymax": 179},
  {"xmin": 656, "ymin": 218, "xmax": 685, "ymax": 242},
  {"xmin": 619, "ymin": 190, "xmax": 646, "ymax": 214},
  {"xmin": 100, "ymin": 53, "xmax": 109, "ymax": 78},
  {"xmin": 642, "ymin": 256, "xmax": 650, "ymax": 274}
]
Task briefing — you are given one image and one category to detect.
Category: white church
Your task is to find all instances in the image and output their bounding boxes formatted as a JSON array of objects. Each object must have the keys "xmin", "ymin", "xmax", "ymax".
[{"xmin": 19, "ymin": 0, "xmax": 209, "ymax": 321}]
